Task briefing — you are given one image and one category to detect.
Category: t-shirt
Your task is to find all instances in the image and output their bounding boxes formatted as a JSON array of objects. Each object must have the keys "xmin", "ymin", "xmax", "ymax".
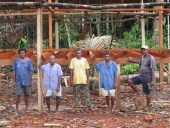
[
  {"xmin": 41, "ymin": 63, "xmax": 63, "ymax": 90},
  {"xmin": 96, "ymin": 61, "xmax": 118, "ymax": 90},
  {"xmin": 69, "ymin": 57, "xmax": 90, "ymax": 85},
  {"xmin": 12, "ymin": 57, "xmax": 33, "ymax": 86},
  {"xmin": 139, "ymin": 55, "xmax": 156, "ymax": 82}
]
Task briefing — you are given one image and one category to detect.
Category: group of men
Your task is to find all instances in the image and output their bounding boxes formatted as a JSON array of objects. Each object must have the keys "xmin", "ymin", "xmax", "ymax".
[{"xmin": 13, "ymin": 46, "xmax": 156, "ymax": 115}]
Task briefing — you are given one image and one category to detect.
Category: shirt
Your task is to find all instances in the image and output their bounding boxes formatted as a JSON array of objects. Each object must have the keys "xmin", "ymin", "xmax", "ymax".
[
  {"xmin": 13, "ymin": 57, "xmax": 33, "ymax": 86},
  {"xmin": 96, "ymin": 61, "xmax": 118, "ymax": 90},
  {"xmin": 139, "ymin": 54, "xmax": 156, "ymax": 82},
  {"xmin": 69, "ymin": 57, "xmax": 90, "ymax": 85},
  {"xmin": 41, "ymin": 63, "xmax": 63, "ymax": 90}
]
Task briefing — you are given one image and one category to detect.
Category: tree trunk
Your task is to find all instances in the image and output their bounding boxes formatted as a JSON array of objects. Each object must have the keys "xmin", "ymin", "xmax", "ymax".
[{"xmin": 64, "ymin": 15, "xmax": 71, "ymax": 47}]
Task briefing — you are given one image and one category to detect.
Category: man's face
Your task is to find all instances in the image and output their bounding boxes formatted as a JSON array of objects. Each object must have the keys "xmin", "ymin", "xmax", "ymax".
[
  {"xmin": 49, "ymin": 56, "xmax": 55, "ymax": 65},
  {"xmin": 76, "ymin": 50, "xmax": 82, "ymax": 59},
  {"xmin": 104, "ymin": 55, "xmax": 110, "ymax": 62},
  {"xmin": 141, "ymin": 48, "xmax": 148, "ymax": 56},
  {"xmin": 19, "ymin": 51, "xmax": 26, "ymax": 58}
]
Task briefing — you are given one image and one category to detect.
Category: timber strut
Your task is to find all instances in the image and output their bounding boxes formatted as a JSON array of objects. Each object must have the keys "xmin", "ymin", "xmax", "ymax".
[{"xmin": 0, "ymin": 2, "xmax": 170, "ymax": 10}]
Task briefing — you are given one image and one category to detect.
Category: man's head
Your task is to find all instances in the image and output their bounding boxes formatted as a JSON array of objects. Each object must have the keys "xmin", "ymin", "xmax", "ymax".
[
  {"xmin": 104, "ymin": 52, "xmax": 111, "ymax": 62},
  {"xmin": 18, "ymin": 48, "xmax": 26, "ymax": 58},
  {"xmin": 49, "ymin": 55, "xmax": 56, "ymax": 65},
  {"xmin": 141, "ymin": 45, "xmax": 149, "ymax": 56},
  {"xmin": 75, "ymin": 48, "xmax": 82, "ymax": 59}
]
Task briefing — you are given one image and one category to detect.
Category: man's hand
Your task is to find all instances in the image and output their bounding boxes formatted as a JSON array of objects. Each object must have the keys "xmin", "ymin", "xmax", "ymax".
[
  {"xmin": 128, "ymin": 57, "xmax": 133, "ymax": 62},
  {"xmin": 56, "ymin": 86, "xmax": 60, "ymax": 92},
  {"xmin": 86, "ymin": 79, "xmax": 90, "ymax": 85},
  {"xmin": 150, "ymin": 81, "xmax": 155, "ymax": 87},
  {"xmin": 113, "ymin": 86, "xmax": 117, "ymax": 89}
]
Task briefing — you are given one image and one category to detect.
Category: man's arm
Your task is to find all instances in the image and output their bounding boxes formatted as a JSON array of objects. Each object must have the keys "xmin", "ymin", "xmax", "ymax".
[
  {"xmin": 57, "ymin": 76, "xmax": 61, "ymax": 92},
  {"xmin": 151, "ymin": 68, "xmax": 155, "ymax": 87},
  {"xmin": 29, "ymin": 70, "xmax": 33, "ymax": 86},
  {"xmin": 38, "ymin": 57, "xmax": 45, "ymax": 69},
  {"xmin": 86, "ymin": 69, "xmax": 90, "ymax": 84},
  {"xmin": 128, "ymin": 57, "xmax": 140, "ymax": 63},
  {"xmin": 113, "ymin": 72, "xmax": 117, "ymax": 89},
  {"xmin": 70, "ymin": 69, "xmax": 73, "ymax": 86},
  {"xmin": 13, "ymin": 70, "xmax": 16, "ymax": 87}
]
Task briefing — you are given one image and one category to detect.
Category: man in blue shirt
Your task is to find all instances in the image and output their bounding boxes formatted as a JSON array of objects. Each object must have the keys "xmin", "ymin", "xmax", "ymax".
[
  {"xmin": 93, "ymin": 52, "xmax": 118, "ymax": 112},
  {"xmin": 13, "ymin": 48, "xmax": 33, "ymax": 115},
  {"xmin": 39, "ymin": 55, "xmax": 63, "ymax": 113}
]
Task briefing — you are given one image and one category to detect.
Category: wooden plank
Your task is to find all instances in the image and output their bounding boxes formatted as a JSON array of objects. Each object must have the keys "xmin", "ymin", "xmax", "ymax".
[
  {"xmin": 0, "ymin": 66, "xmax": 1, "ymax": 95},
  {"xmin": 48, "ymin": 0, "xmax": 53, "ymax": 48},
  {"xmin": 116, "ymin": 64, "xmax": 121, "ymax": 110},
  {"xmin": 159, "ymin": 0, "xmax": 164, "ymax": 92},
  {"xmin": 37, "ymin": 7, "xmax": 43, "ymax": 112},
  {"xmin": 97, "ymin": 71, "xmax": 102, "ymax": 97}
]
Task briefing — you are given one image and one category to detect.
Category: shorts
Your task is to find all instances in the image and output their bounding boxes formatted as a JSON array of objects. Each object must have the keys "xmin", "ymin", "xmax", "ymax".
[
  {"xmin": 16, "ymin": 85, "xmax": 30, "ymax": 96},
  {"xmin": 46, "ymin": 87, "xmax": 62, "ymax": 97},
  {"xmin": 101, "ymin": 88, "xmax": 116, "ymax": 97},
  {"xmin": 131, "ymin": 76, "xmax": 151, "ymax": 94}
]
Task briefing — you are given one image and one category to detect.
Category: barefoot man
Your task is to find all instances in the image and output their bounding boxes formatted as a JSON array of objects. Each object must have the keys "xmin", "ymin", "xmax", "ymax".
[{"xmin": 13, "ymin": 48, "xmax": 33, "ymax": 115}]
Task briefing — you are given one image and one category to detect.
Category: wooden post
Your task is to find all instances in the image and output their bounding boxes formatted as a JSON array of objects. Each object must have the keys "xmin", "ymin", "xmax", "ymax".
[
  {"xmin": 158, "ymin": 0, "xmax": 164, "ymax": 92},
  {"xmin": 116, "ymin": 64, "xmax": 121, "ymax": 110},
  {"xmin": 55, "ymin": 0, "xmax": 59, "ymax": 49},
  {"xmin": 48, "ymin": 0, "xmax": 53, "ymax": 48},
  {"xmin": 97, "ymin": 71, "xmax": 102, "ymax": 96},
  {"xmin": 0, "ymin": 66, "xmax": 1, "ymax": 95},
  {"xmin": 37, "ymin": 7, "xmax": 43, "ymax": 112},
  {"xmin": 141, "ymin": 0, "xmax": 145, "ymax": 46}
]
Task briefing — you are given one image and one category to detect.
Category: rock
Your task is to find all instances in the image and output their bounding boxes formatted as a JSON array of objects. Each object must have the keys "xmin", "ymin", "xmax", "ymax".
[
  {"xmin": 0, "ymin": 121, "xmax": 8, "ymax": 127},
  {"xmin": 0, "ymin": 106, "xmax": 6, "ymax": 111},
  {"xmin": 144, "ymin": 115, "xmax": 153, "ymax": 122}
]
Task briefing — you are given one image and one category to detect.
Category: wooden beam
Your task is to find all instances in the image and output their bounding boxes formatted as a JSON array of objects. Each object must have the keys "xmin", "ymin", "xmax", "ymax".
[
  {"xmin": 141, "ymin": 0, "xmax": 145, "ymax": 46},
  {"xmin": 97, "ymin": 71, "xmax": 102, "ymax": 96},
  {"xmin": 48, "ymin": 0, "xmax": 53, "ymax": 48},
  {"xmin": 0, "ymin": 66, "xmax": 1, "ymax": 95},
  {"xmin": 0, "ymin": 2, "xmax": 170, "ymax": 10},
  {"xmin": 55, "ymin": 0, "xmax": 59, "ymax": 49},
  {"xmin": 37, "ymin": 7, "xmax": 43, "ymax": 112},
  {"xmin": 116, "ymin": 64, "xmax": 121, "ymax": 110},
  {"xmin": 159, "ymin": 0, "xmax": 164, "ymax": 92}
]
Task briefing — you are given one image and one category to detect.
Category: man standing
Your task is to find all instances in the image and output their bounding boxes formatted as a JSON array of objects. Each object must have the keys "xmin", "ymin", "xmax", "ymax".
[
  {"xmin": 39, "ymin": 55, "xmax": 63, "ymax": 113},
  {"xmin": 69, "ymin": 48, "xmax": 92, "ymax": 110},
  {"xmin": 13, "ymin": 48, "xmax": 33, "ymax": 115},
  {"xmin": 128, "ymin": 45, "xmax": 156, "ymax": 109},
  {"xmin": 93, "ymin": 52, "xmax": 118, "ymax": 112}
]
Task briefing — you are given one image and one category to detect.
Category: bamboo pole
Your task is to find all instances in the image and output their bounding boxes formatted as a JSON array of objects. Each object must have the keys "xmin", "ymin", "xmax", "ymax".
[
  {"xmin": 168, "ymin": 0, "xmax": 170, "ymax": 84},
  {"xmin": 158, "ymin": 0, "xmax": 164, "ymax": 92},
  {"xmin": 37, "ymin": 7, "xmax": 43, "ymax": 112},
  {"xmin": 116, "ymin": 64, "xmax": 121, "ymax": 110},
  {"xmin": 48, "ymin": 0, "xmax": 53, "ymax": 48}
]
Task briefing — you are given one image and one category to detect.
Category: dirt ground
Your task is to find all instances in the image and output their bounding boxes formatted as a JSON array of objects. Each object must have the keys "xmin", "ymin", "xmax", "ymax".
[{"xmin": 0, "ymin": 76, "xmax": 170, "ymax": 128}]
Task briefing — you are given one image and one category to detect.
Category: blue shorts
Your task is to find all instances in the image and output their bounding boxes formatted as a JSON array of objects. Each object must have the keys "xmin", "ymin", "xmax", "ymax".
[
  {"xmin": 131, "ymin": 76, "xmax": 151, "ymax": 94},
  {"xmin": 16, "ymin": 85, "xmax": 30, "ymax": 96}
]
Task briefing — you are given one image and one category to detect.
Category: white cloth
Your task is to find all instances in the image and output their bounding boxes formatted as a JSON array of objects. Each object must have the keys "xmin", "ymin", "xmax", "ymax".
[
  {"xmin": 101, "ymin": 88, "xmax": 116, "ymax": 97},
  {"xmin": 46, "ymin": 86, "xmax": 62, "ymax": 97}
]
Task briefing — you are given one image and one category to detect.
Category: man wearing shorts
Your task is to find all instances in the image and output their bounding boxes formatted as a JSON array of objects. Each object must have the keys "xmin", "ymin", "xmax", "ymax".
[
  {"xmin": 93, "ymin": 52, "xmax": 118, "ymax": 112},
  {"xmin": 39, "ymin": 55, "xmax": 63, "ymax": 113},
  {"xmin": 128, "ymin": 45, "xmax": 156, "ymax": 109},
  {"xmin": 13, "ymin": 48, "xmax": 33, "ymax": 115}
]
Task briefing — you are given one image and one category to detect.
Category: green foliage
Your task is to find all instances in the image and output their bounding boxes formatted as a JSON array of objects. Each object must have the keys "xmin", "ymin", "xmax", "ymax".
[
  {"xmin": 18, "ymin": 36, "xmax": 29, "ymax": 48},
  {"xmin": 121, "ymin": 64, "xmax": 139, "ymax": 75}
]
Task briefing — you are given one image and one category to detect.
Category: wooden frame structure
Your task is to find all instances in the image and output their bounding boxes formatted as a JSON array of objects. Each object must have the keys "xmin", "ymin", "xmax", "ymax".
[{"xmin": 0, "ymin": 1, "xmax": 170, "ymax": 112}]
